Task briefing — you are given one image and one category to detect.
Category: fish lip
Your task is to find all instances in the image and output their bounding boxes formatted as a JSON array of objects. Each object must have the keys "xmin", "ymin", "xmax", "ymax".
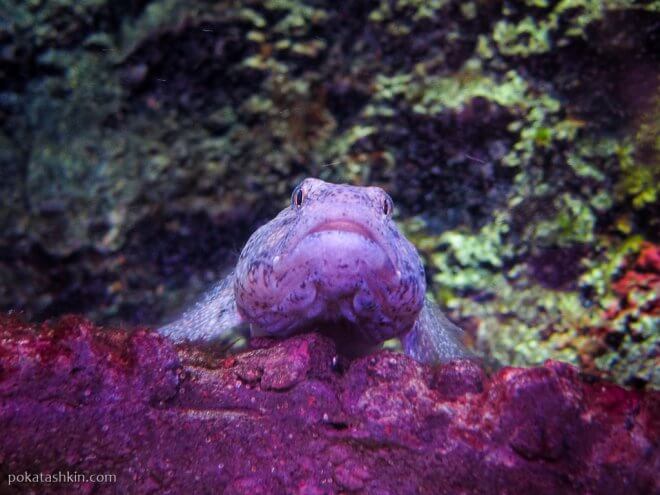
[
  {"xmin": 298, "ymin": 218, "xmax": 397, "ymax": 276},
  {"xmin": 306, "ymin": 220, "xmax": 378, "ymax": 242}
]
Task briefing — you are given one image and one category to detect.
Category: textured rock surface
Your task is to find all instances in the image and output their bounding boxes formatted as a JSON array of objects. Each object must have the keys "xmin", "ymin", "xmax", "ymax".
[{"xmin": 1, "ymin": 316, "xmax": 657, "ymax": 494}]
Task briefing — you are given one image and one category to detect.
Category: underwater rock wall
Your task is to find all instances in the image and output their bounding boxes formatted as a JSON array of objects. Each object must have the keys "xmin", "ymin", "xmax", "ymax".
[
  {"xmin": 0, "ymin": 316, "xmax": 657, "ymax": 494},
  {"xmin": 0, "ymin": 1, "xmax": 658, "ymax": 386}
]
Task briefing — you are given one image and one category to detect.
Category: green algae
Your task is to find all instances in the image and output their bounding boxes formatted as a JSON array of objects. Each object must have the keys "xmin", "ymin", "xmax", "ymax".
[
  {"xmin": 372, "ymin": 63, "xmax": 536, "ymax": 116},
  {"xmin": 369, "ymin": 0, "xmax": 449, "ymax": 23},
  {"xmin": 266, "ymin": 0, "xmax": 328, "ymax": 35},
  {"xmin": 617, "ymin": 92, "xmax": 660, "ymax": 209},
  {"xmin": 493, "ymin": 1, "xmax": 613, "ymax": 57},
  {"xmin": 413, "ymin": 206, "xmax": 657, "ymax": 385},
  {"xmin": 531, "ymin": 194, "xmax": 596, "ymax": 246}
]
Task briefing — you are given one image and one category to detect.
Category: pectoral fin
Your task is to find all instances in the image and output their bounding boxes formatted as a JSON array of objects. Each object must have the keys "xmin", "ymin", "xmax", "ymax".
[
  {"xmin": 158, "ymin": 271, "xmax": 247, "ymax": 344},
  {"xmin": 402, "ymin": 297, "xmax": 468, "ymax": 364}
]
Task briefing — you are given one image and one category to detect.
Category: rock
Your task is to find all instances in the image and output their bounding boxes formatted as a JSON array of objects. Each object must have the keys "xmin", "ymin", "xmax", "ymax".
[{"xmin": 0, "ymin": 315, "xmax": 657, "ymax": 494}]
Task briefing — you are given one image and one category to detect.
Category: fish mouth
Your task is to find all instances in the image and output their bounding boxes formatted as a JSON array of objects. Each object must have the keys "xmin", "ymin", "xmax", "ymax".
[
  {"xmin": 307, "ymin": 220, "xmax": 378, "ymax": 242},
  {"xmin": 291, "ymin": 218, "xmax": 397, "ymax": 279}
]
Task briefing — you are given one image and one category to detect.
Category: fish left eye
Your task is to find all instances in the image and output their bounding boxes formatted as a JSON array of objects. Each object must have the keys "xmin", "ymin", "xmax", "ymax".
[
  {"xmin": 292, "ymin": 185, "xmax": 305, "ymax": 208},
  {"xmin": 382, "ymin": 196, "xmax": 393, "ymax": 216}
]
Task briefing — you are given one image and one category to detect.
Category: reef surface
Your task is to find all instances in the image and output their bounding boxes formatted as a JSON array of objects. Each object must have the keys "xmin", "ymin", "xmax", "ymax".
[{"xmin": 1, "ymin": 316, "xmax": 657, "ymax": 494}]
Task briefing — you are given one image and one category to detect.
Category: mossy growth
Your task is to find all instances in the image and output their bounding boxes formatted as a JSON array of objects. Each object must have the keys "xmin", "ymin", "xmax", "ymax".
[
  {"xmin": 368, "ymin": 0, "xmax": 450, "ymax": 23},
  {"xmin": 616, "ymin": 91, "xmax": 660, "ymax": 209},
  {"xmin": 374, "ymin": 67, "xmax": 532, "ymax": 115},
  {"xmin": 529, "ymin": 194, "xmax": 596, "ymax": 247},
  {"xmin": 493, "ymin": 1, "xmax": 609, "ymax": 57},
  {"xmin": 265, "ymin": 0, "xmax": 328, "ymax": 35},
  {"xmin": 415, "ymin": 203, "xmax": 657, "ymax": 385}
]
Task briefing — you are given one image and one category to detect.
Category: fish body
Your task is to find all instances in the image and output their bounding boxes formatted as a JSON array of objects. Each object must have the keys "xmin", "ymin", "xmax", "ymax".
[{"xmin": 159, "ymin": 178, "xmax": 466, "ymax": 363}]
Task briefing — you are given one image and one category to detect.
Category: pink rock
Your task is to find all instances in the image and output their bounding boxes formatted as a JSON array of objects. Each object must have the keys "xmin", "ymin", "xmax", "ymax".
[{"xmin": 0, "ymin": 315, "xmax": 657, "ymax": 494}]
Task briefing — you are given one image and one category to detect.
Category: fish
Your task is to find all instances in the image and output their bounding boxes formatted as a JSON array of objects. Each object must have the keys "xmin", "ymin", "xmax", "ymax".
[{"xmin": 158, "ymin": 178, "xmax": 467, "ymax": 363}]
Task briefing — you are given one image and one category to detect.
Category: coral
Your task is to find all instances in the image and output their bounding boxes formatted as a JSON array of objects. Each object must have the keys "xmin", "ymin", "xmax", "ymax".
[
  {"xmin": 0, "ymin": 316, "xmax": 658, "ymax": 494},
  {"xmin": 592, "ymin": 243, "xmax": 660, "ymax": 386},
  {"xmin": 424, "ymin": 218, "xmax": 659, "ymax": 385}
]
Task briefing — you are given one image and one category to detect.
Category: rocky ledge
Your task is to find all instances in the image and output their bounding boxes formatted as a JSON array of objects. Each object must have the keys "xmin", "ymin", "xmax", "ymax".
[{"xmin": 0, "ymin": 315, "xmax": 657, "ymax": 494}]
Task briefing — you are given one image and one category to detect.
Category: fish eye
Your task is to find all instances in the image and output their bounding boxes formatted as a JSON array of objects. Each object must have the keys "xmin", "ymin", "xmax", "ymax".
[
  {"xmin": 382, "ymin": 195, "xmax": 393, "ymax": 216},
  {"xmin": 291, "ymin": 184, "xmax": 305, "ymax": 208}
]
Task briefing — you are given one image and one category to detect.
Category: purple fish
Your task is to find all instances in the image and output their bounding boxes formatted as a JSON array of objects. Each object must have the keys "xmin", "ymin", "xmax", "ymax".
[{"xmin": 159, "ymin": 178, "xmax": 466, "ymax": 363}]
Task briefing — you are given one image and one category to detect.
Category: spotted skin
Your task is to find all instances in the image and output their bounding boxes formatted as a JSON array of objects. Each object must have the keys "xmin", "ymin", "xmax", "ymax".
[{"xmin": 159, "ymin": 178, "xmax": 466, "ymax": 363}]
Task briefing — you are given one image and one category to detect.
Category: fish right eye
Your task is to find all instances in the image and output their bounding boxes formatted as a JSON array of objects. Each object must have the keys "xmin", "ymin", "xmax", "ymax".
[{"xmin": 382, "ymin": 195, "xmax": 393, "ymax": 216}]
